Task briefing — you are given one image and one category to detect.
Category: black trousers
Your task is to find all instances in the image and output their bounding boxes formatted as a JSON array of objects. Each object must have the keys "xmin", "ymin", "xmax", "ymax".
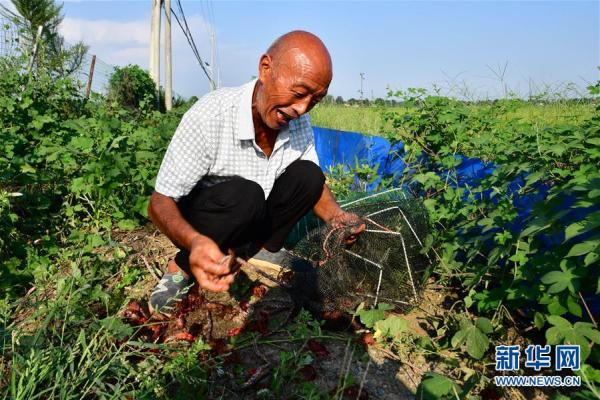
[{"xmin": 174, "ymin": 160, "xmax": 325, "ymax": 273}]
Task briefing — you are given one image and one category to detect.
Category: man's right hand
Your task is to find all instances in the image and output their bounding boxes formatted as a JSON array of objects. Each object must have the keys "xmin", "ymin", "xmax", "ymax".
[{"xmin": 188, "ymin": 235, "xmax": 237, "ymax": 292}]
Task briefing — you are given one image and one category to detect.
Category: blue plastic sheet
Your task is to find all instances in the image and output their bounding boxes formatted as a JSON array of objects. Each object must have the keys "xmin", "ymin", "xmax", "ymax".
[
  {"xmin": 311, "ymin": 126, "xmax": 598, "ymax": 314},
  {"xmin": 312, "ymin": 125, "xmax": 598, "ymax": 237}
]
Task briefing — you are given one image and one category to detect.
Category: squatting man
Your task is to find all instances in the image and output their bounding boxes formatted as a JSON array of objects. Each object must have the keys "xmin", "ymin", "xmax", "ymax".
[{"xmin": 148, "ymin": 30, "xmax": 365, "ymax": 314}]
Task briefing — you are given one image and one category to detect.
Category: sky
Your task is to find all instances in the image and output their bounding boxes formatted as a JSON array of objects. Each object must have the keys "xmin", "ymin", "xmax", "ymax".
[{"xmin": 4, "ymin": 0, "xmax": 599, "ymax": 100}]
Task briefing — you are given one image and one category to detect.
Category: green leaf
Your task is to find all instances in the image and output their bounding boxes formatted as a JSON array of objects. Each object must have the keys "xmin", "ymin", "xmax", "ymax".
[
  {"xmin": 541, "ymin": 264, "xmax": 581, "ymax": 294},
  {"xmin": 357, "ymin": 303, "xmax": 393, "ymax": 328},
  {"xmin": 586, "ymin": 138, "xmax": 600, "ymax": 146},
  {"xmin": 525, "ymin": 170, "xmax": 544, "ymax": 187},
  {"xmin": 566, "ymin": 295, "xmax": 582, "ymax": 317},
  {"xmin": 546, "ymin": 317, "xmax": 600, "ymax": 360},
  {"xmin": 566, "ymin": 238, "xmax": 600, "ymax": 257},
  {"xmin": 534, "ymin": 312, "xmax": 545, "ymax": 329},
  {"xmin": 547, "ymin": 144, "xmax": 566, "ymax": 156},
  {"xmin": 584, "ymin": 251, "xmax": 599, "ymax": 267},
  {"xmin": 70, "ymin": 136, "xmax": 95, "ymax": 152},
  {"xmin": 547, "ymin": 315, "xmax": 571, "ymax": 329},
  {"xmin": 465, "ymin": 326, "xmax": 490, "ymax": 359},
  {"xmin": 374, "ymin": 316, "xmax": 408, "ymax": 339},
  {"xmin": 521, "ymin": 222, "xmax": 551, "ymax": 237},
  {"xmin": 20, "ymin": 163, "xmax": 36, "ymax": 174},
  {"xmin": 574, "ymin": 322, "xmax": 600, "ymax": 344},
  {"xmin": 451, "ymin": 319, "xmax": 491, "ymax": 359},
  {"xmin": 547, "ymin": 298, "xmax": 568, "ymax": 315},
  {"xmin": 546, "ymin": 326, "xmax": 563, "ymax": 344},
  {"xmin": 564, "ymin": 212, "xmax": 600, "ymax": 242},
  {"xmin": 416, "ymin": 372, "xmax": 460, "ymax": 400},
  {"xmin": 117, "ymin": 219, "xmax": 137, "ymax": 231},
  {"xmin": 475, "ymin": 317, "xmax": 494, "ymax": 334}
]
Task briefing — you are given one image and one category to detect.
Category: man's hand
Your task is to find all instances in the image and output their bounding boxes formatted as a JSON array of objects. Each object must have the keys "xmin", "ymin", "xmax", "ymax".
[
  {"xmin": 313, "ymin": 184, "xmax": 366, "ymax": 245},
  {"xmin": 189, "ymin": 235, "xmax": 237, "ymax": 292},
  {"xmin": 328, "ymin": 211, "xmax": 366, "ymax": 245}
]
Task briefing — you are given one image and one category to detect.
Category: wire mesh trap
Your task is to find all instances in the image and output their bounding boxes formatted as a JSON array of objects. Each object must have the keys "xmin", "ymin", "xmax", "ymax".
[{"xmin": 284, "ymin": 188, "xmax": 432, "ymax": 313}]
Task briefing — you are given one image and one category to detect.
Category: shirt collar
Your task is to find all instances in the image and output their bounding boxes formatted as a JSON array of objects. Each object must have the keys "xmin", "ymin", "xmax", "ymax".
[{"xmin": 236, "ymin": 78, "xmax": 258, "ymax": 141}]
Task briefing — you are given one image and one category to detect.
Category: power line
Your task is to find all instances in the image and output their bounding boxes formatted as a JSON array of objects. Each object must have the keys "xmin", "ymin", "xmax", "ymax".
[{"xmin": 168, "ymin": 0, "xmax": 214, "ymax": 88}]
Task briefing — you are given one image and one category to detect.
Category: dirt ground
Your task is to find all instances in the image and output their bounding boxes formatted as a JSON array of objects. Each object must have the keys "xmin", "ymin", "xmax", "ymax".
[{"xmin": 113, "ymin": 226, "xmax": 550, "ymax": 400}]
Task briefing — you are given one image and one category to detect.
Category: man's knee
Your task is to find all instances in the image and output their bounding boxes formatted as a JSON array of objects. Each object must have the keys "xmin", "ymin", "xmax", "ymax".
[
  {"xmin": 215, "ymin": 179, "xmax": 266, "ymax": 220},
  {"xmin": 284, "ymin": 160, "xmax": 325, "ymax": 196}
]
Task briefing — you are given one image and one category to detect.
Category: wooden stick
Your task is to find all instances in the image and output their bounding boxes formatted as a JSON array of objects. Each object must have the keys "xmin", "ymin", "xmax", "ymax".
[
  {"xmin": 85, "ymin": 55, "xmax": 96, "ymax": 98},
  {"xmin": 140, "ymin": 255, "xmax": 160, "ymax": 282}
]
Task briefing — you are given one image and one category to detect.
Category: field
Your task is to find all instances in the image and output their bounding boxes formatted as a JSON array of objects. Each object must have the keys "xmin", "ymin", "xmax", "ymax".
[
  {"xmin": 310, "ymin": 101, "xmax": 597, "ymax": 135},
  {"xmin": 1, "ymin": 50, "xmax": 599, "ymax": 400}
]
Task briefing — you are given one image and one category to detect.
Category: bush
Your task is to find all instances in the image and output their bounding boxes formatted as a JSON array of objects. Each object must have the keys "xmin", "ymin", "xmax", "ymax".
[
  {"xmin": 108, "ymin": 64, "xmax": 157, "ymax": 110},
  {"xmin": 0, "ymin": 56, "xmax": 192, "ymax": 295}
]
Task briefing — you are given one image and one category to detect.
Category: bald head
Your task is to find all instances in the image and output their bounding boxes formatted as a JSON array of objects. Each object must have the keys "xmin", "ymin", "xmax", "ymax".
[
  {"xmin": 266, "ymin": 30, "xmax": 332, "ymax": 81},
  {"xmin": 254, "ymin": 30, "xmax": 333, "ymax": 130}
]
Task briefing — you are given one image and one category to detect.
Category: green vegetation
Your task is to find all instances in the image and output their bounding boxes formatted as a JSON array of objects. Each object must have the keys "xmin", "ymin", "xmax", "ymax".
[
  {"xmin": 309, "ymin": 99, "xmax": 596, "ymax": 135},
  {"xmin": 1, "ymin": 29, "xmax": 599, "ymax": 397},
  {"xmin": 108, "ymin": 64, "xmax": 158, "ymax": 111},
  {"xmin": 362, "ymin": 85, "xmax": 600, "ymax": 398},
  {"xmin": 310, "ymin": 103, "xmax": 399, "ymax": 135}
]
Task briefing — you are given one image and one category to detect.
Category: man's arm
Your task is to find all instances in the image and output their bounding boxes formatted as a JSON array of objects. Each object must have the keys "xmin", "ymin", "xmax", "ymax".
[
  {"xmin": 312, "ymin": 184, "xmax": 343, "ymax": 223},
  {"xmin": 148, "ymin": 191, "xmax": 235, "ymax": 291},
  {"xmin": 312, "ymin": 183, "xmax": 366, "ymax": 243},
  {"xmin": 148, "ymin": 191, "xmax": 202, "ymax": 250}
]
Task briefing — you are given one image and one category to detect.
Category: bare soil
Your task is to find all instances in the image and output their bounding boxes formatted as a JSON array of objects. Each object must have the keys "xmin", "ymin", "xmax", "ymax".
[{"xmin": 114, "ymin": 226, "xmax": 460, "ymax": 400}]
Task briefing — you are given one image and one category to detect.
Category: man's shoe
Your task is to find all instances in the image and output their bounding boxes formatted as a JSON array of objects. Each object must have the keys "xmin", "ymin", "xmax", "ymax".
[{"xmin": 148, "ymin": 271, "xmax": 193, "ymax": 316}]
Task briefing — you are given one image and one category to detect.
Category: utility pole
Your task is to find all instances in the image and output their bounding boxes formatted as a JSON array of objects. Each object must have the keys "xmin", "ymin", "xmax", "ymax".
[
  {"xmin": 149, "ymin": 0, "xmax": 161, "ymax": 91},
  {"xmin": 359, "ymin": 72, "xmax": 365, "ymax": 100},
  {"xmin": 164, "ymin": 0, "xmax": 172, "ymax": 110},
  {"xmin": 209, "ymin": 31, "xmax": 216, "ymax": 91}
]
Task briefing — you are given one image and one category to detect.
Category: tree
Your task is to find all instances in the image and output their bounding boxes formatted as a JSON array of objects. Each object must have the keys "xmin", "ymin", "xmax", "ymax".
[
  {"xmin": 108, "ymin": 64, "xmax": 157, "ymax": 110},
  {"xmin": 1, "ymin": 0, "xmax": 62, "ymax": 42},
  {"xmin": 0, "ymin": 0, "xmax": 88, "ymax": 77},
  {"xmin": 335, "ymin": 96, "xmax": 344, "ymax": 105},
  {"xmin": 320, "ymin": 94, "xmax": 334, "ymax": 105}
]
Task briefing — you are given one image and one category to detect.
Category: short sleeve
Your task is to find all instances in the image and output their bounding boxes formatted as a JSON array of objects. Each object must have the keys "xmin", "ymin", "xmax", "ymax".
[
  {"xmin": 300, "ymin": 141, "xmax": 320, "ymax": 166},
  {"xmin": 298, "ymin": 114, "xmax": 320, "ymax": 166},
  {"xmin": 154, "ymin": 108, "xmax": 213, "ymax": 201}
]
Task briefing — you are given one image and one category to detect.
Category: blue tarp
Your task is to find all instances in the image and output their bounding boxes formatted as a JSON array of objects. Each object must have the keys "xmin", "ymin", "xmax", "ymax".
[
  {"xmin": 312, "ymin": 126, "xmax": 597, "ymax": 236},
  {"xmin": 311, "ymin": 125, "xmax": 598, "ymax": 313},
  {"xmin": 313, "ymin": 126, "xmax": 491, "ymax": 190},
  {"xmin": 313, "ymin": 127, "xmax": 392, "ymax": 174}
]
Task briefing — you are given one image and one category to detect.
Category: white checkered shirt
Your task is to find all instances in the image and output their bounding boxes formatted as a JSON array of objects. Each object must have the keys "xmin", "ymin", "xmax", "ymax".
[{"xmin": 155, "ymin": 79, "xmax": 320, "ymax": 201}]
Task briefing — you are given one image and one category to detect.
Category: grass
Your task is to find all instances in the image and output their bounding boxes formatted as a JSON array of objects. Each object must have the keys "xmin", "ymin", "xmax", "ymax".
[
  {"xmin": 309, "ymin": 104, "xmax": 399, "ymax": 135},
  {"xmin": 309, "ymin": 100, "xmax": 596, "ymax": 135}
]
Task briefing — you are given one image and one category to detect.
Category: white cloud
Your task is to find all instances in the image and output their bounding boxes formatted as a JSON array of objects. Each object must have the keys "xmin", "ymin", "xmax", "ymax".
[
  {"xmin": 109, "ymin": 46, "xmax": 148, "ymax": 66},
  {"xmin": 56, "ymin": 14, "xmax": 257, "ymax": 97},
  {"xmin": 59, "ymin": 17, "xmax": 149, "ymax": 46}
]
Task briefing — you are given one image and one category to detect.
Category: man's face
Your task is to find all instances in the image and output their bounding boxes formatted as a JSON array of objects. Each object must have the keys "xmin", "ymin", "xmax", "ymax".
[{"xmin": 256, "ymin": 49, "xmax": 331, "ymax": 130}]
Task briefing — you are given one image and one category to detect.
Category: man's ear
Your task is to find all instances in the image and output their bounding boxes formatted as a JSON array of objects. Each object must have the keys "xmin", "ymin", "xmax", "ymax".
[{"xmin": 258, "ymin": 54, "xmax": 273, "ymax": 82}]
